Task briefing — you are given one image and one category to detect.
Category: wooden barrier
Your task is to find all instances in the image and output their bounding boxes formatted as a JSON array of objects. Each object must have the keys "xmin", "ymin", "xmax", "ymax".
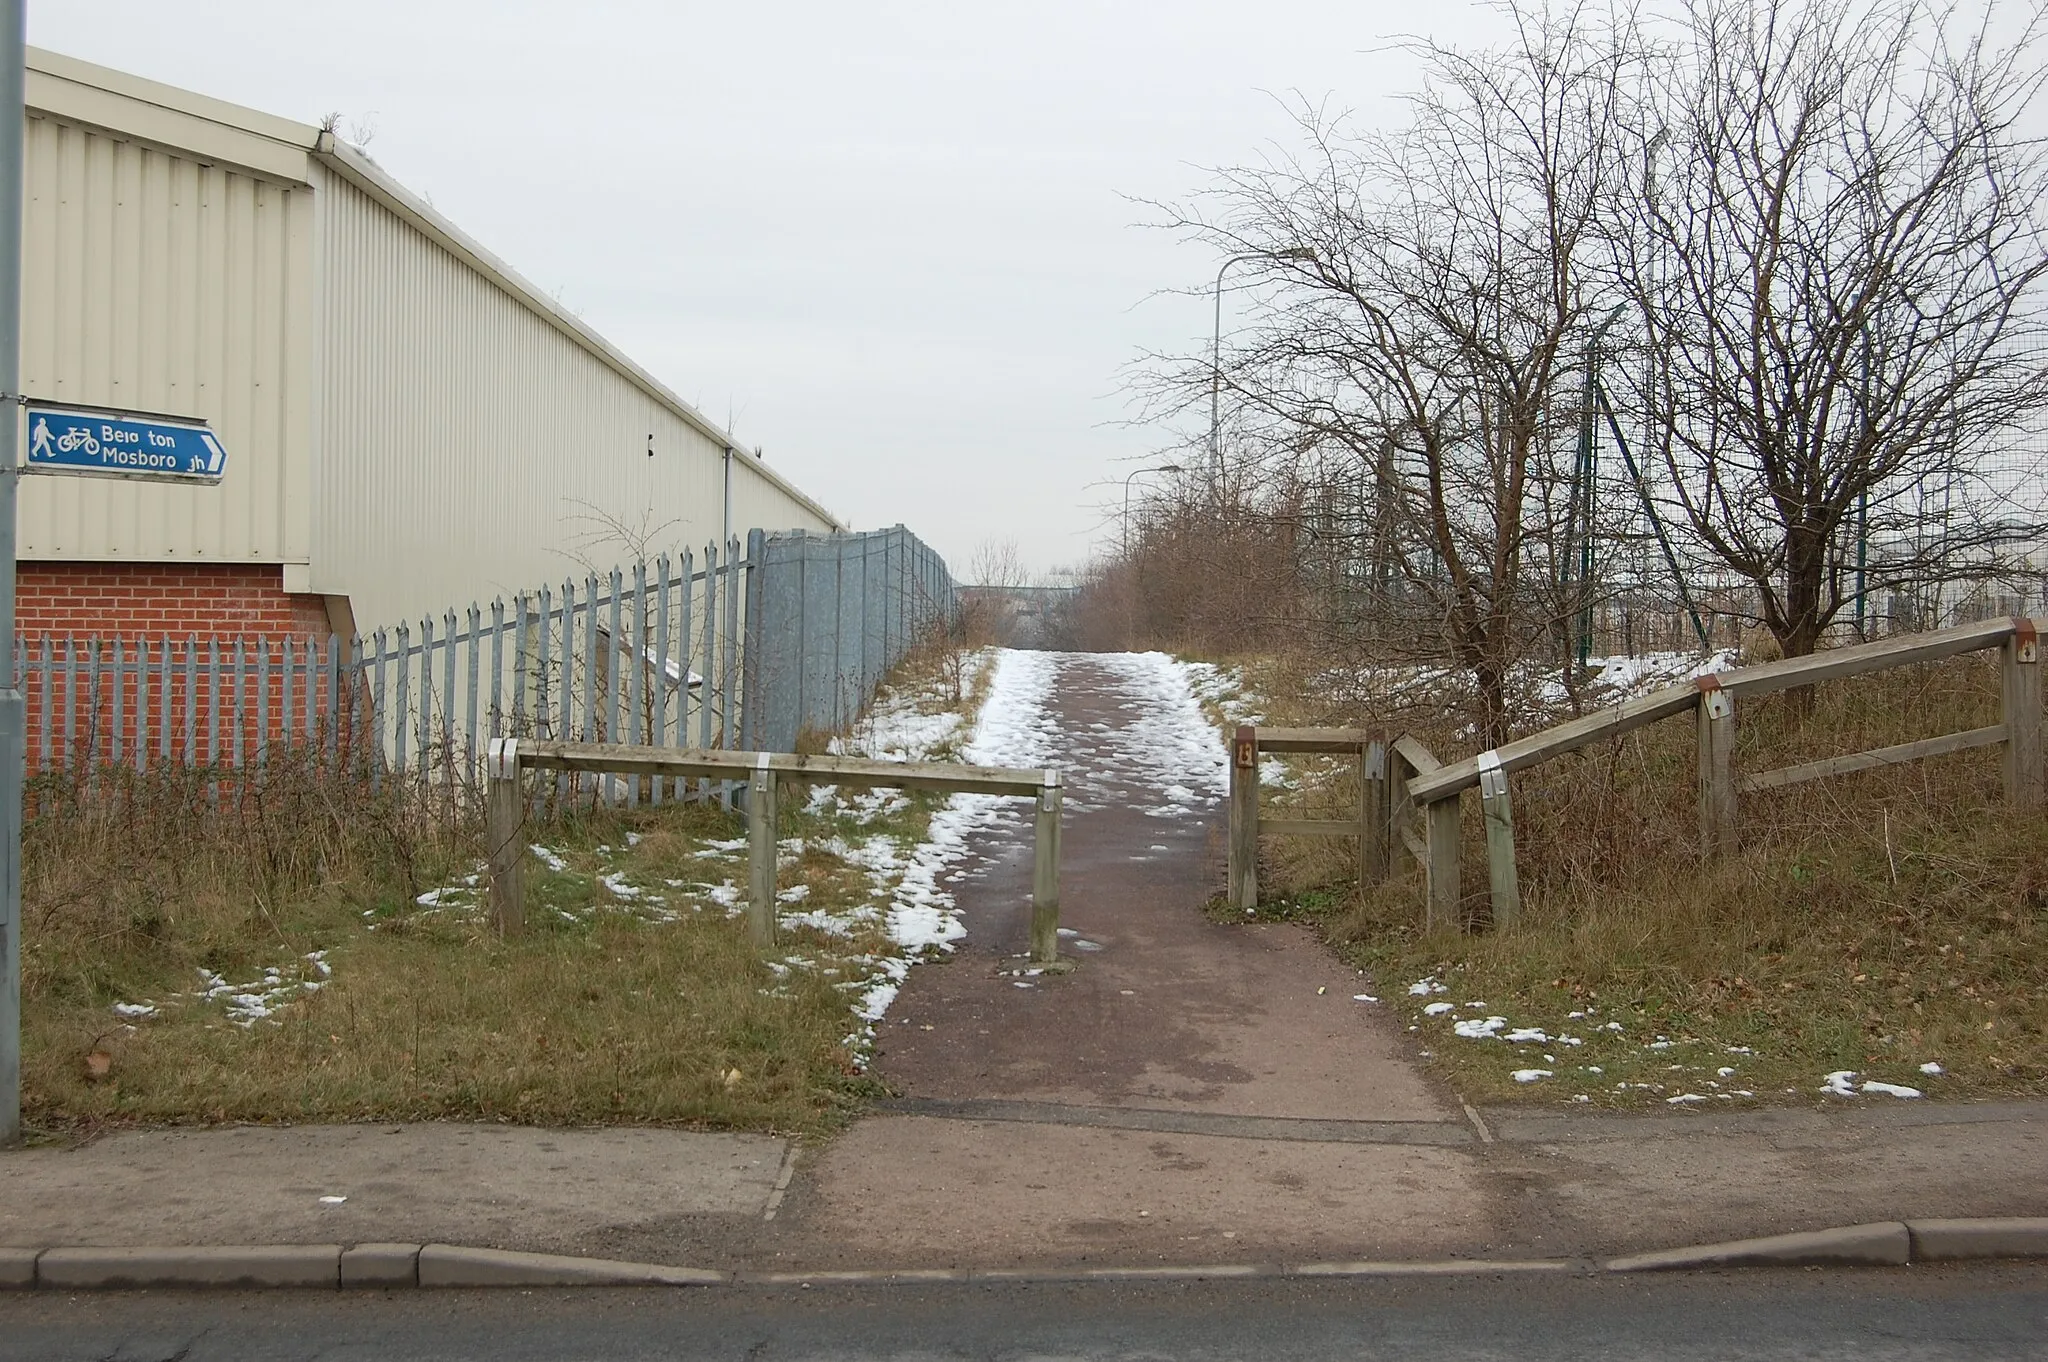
[
  {"xmin": 1400, "ymin": 616, "xmax": 2044, "ymax": 930},
  {"xmin": 1226, "ymin": 726, "xmax": 1390, "ymax": 911},
  {"xmin": 483, "ymin": 738, "xmax": 1063, "ymax": 960}
]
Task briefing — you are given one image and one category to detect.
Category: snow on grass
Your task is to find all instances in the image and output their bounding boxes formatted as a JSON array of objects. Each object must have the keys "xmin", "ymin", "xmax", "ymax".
[
  {"xmin": 831, "ymin": 649, "xmax": 995, "ymax": 764},
  {"xmin": 1823, "ymin": 1069, "xmax": 1923, "ymax": 1098},
  {"xmin": 189, "ymin": 949, "xmax": 333, "ymax": 1027},
  {"xmin": 1585, "ymin": 649, "xmax": 1741, "ymax": 696},
  {"xmin": 1512, "ymin": 1069, "xmax": 1552, "ymax": 1083}
]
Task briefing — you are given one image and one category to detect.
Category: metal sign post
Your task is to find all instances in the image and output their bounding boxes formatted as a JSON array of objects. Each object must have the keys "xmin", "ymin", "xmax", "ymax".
[
  {"xmin": 1, "ymin": 0, "xmax": 25, "ymax": 1146},
  {"xmin": 0, "ymin": 3, "xmax": 226, "ymax": 1140}
]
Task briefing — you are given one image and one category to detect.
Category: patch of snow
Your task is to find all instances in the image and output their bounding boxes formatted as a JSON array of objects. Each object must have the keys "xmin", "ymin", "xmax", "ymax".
[
  {"xmin": 528, "ymin": 845, "xmax": 570, "ymax": 872},
  {"xmin": 1512, "ymin": 1069, "xmax": 1552, "ymax": 1083},
  {"xmin": 1453, "ymin": 1016, "xmax": 1508, "ymax": 1039},
  {"xmin": 1422, "ymin": 1002, "xmax": 1455, "ymax": 1016},
  {"xmin": 1920, "ymin": 1061, "xmax": 1943, "ymax": 1076},
  {"xmin": 1410, "ymin": 979, "xmax": 1447, "ymax": 996},
  {"xmin": 112, "ymin": 1002, "xmax": 157, "ymax": 1019}
]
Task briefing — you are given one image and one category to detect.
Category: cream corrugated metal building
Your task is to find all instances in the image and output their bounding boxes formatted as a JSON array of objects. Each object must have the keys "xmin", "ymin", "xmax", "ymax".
[{"xmin": 20, "ymin": 47, "xmax": 841, "ymax": 639}]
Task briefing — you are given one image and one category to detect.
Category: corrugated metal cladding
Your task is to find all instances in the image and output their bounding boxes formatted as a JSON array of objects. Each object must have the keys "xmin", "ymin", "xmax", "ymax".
[
  {"xmin": 312, "ymin": 170, "xmax": 837, "ymax": 632},
  {"xmin": 19, "ymin": 112, "xmax": 314, "ymax": 564}
]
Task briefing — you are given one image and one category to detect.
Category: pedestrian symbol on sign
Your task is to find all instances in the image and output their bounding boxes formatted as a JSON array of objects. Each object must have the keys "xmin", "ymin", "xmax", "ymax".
[{"xmin": 29, "ymin": 416, "xmax": 52, "ymax": 463}]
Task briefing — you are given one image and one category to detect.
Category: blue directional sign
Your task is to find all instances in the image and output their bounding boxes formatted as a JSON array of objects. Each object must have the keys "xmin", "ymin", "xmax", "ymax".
[{"xmin": 23, "ymin": 402, "xmax": 226, "ymax": 484}]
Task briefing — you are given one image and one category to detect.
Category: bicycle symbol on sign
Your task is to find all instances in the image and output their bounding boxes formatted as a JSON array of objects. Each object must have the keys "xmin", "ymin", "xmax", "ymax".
[
  {"xmin": 30, "ymin": 417, "xmax": 98, "ymax": 462},
  {"xmin": 54, "ymin": 424, "xmax": 100, "ymax": 457}
]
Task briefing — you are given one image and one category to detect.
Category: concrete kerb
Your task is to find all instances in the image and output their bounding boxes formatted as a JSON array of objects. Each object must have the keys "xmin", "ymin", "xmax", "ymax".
[
  {"xmin": 0, "ymin": 1220, "xmax": 2044, "ymax": 1290},
  {"xmin": 1604, "ymin": 1223, "xmax": 1911, "ymax": 1272}
]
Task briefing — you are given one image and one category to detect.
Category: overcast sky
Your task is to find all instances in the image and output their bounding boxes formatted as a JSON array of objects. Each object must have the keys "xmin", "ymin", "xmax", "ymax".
[{"xmin": 31, "ymin": 1, "xmax": 1502, "ymax": 577}]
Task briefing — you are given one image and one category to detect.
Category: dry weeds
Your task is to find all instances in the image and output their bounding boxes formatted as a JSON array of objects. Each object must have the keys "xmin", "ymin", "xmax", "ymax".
[{"xmin": 1212, "ymin": 649, "xmax": 2048, "ymax": 1108}]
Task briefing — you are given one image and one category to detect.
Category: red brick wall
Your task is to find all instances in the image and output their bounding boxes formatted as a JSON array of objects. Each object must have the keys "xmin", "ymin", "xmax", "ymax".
[{"xmin": 17, "ymin": 562, "xmax": 333, "ymax": 642}]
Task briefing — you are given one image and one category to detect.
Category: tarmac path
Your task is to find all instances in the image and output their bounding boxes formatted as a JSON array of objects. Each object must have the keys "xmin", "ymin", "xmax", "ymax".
[{"xmin": 778, "ymin": 651, "xmax": 1493, "ymax": 1268}]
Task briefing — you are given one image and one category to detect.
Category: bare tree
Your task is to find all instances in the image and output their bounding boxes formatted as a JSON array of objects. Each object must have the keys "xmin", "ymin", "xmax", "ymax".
[
  {"xmin": 1144, "ymin": 5, "xmax": 1634, "ymax": 742},
  {"xmin": 966, "ymin": 537, "xmax": 1031, "ymax": 589},
  {"xmin": 1612, "ymin": 0, "xmax": 2048, "ymax": 657}
]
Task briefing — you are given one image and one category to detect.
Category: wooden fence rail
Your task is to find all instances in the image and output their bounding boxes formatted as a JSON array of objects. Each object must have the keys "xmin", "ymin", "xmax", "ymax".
[
  {"xmin": 1402, "ymin": 616, "xmax": 2044, "ymax": 929},
  {"xmin": 484, "ymin": 738, "xmax": 1064, "ymax": 959}
]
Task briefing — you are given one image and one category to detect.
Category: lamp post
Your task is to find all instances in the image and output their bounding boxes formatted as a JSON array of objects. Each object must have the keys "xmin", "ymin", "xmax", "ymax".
[
  {"xmin": 1209, "ymin": 247, "xmax": 1315, "ymax": 498},
  {"xmin": 1123, "ymin": 463, "xmax": 1183, "ymax": 558},
  {"xmin": 1122, "ymin": 463, "xmax": 1182, "ymax": 646}
]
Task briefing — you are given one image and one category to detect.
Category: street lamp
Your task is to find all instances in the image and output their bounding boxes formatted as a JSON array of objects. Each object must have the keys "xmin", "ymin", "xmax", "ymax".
[
  {"xmin": 1209, "ymin": 247, "xmax": 1315, "ymax": 496},
  {"xmin": 1123, "ymin": 463, "xmax": 1184, "ymax": 558}
]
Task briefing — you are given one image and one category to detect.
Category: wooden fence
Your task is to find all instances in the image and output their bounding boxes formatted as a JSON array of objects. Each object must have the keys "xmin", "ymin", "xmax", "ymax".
[
  {"xmin": 1226, "ymin": 727, "xmax": 1387, "ymax": 910},
  {"xmin": 1398, "ymin": 616, "xmax": 2044, "ymax": 928},
  {"xmin": 485, "ymin": 738, "xmax": 1063, "ymax": 956}
]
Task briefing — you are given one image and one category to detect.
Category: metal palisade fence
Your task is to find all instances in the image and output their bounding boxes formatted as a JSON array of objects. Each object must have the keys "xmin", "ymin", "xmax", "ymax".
[{"xmin": 15, "ymin": 525, "xmax": 955, "ymax": 808}]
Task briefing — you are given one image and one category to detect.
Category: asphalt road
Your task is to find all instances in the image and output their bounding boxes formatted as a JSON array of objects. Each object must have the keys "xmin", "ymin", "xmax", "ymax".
[{"xmin": 4, "ymin": 1266, "xmax": 2047, "ymax": 1361}]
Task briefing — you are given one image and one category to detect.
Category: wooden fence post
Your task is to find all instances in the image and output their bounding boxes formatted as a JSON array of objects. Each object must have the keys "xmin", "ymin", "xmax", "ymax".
[
  {"xmin": 1695, "ymin": 676, "xmax": 1738, "ymax": 855},
  {"xmin": 1476, "ymin": 751, "xmax": 1519, "ymax": 929},
  {"xmin": 2004, "ymin": 619, "xmax": 2043, "ymax": 809},
  {"xmin": 485, "ymin": 738, "xmax": 525, "ymax": 937},
  {"xmin": 1228, "ymin": 725, "xmax": 1260, "ymax": 910},
  {"xmin": 1358, "ymin": 739, "xmax": 1389, "ymax": 888},
  {"xmin": 1424, "ymin": 795, "xmax": 1460, "ymax": 931},
  {"xmin": 1031, "ymin": 771, "xmax": 1063, "ymax": 964},
  {"xmin": 747, "ymin": 752, "xmax": 779, "ymax": 949}
]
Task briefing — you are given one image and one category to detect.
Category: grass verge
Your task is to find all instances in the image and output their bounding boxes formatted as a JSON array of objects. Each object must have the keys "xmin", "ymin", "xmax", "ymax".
[
  {"xmin": 23, "ymin": 645, "xmax": 993, "ymax": 1144},
  {"xmin": 1194, "ymin": 649, "xmax": 2048, "ymax": 1111}
]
